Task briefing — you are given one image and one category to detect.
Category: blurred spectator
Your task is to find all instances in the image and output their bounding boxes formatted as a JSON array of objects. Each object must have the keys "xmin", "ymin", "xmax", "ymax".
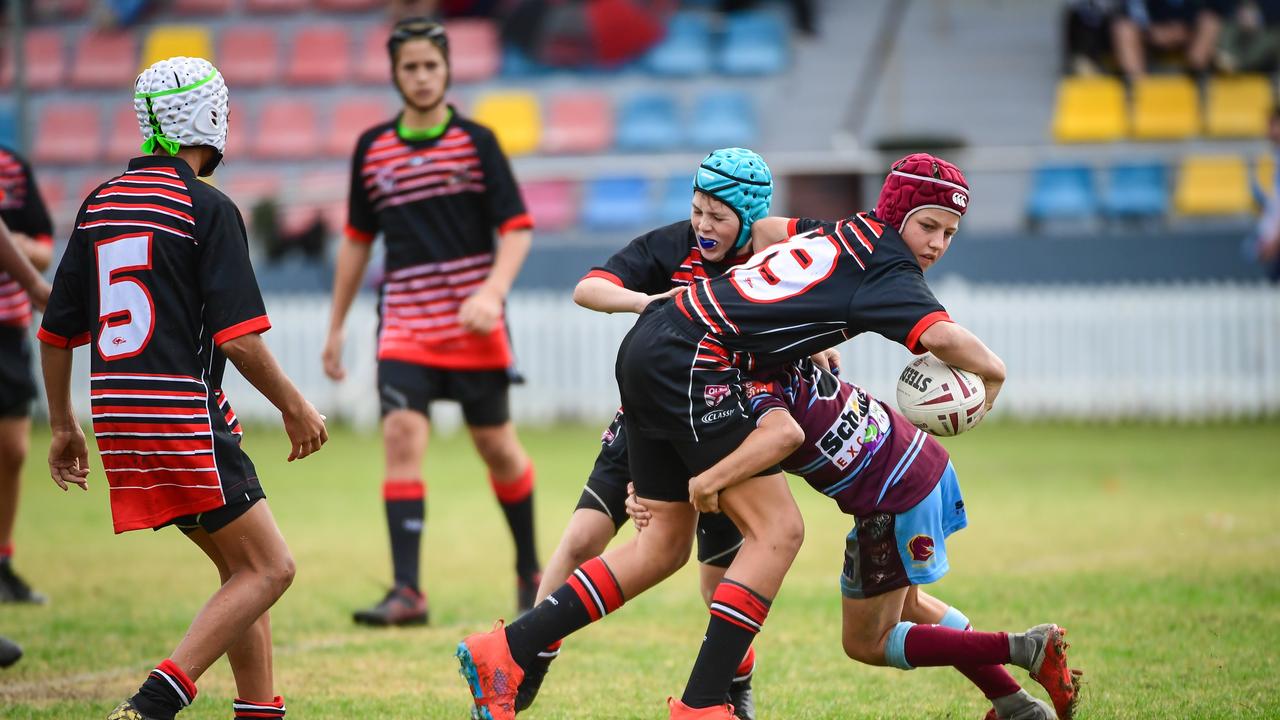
[
  {"xmin": 1248, "ymin": 108, "xmax": 1280, "ymax": 281},
  {"xmin": 1218, "ymin": 0, "xmax": 1280, "ymax": 72},
  {"xmin": 250, "ymin": 198, "xmax": 327, "ymax": 264},
  {"xmin": 501, "ymin": 0, "xmax": 671, "ymax": 67},
  {"xmin": 1063, "ymin": 0, "xmax": 1115, "ymax": 74},
  {"xmin": 1111, "ymin": 0, "xmax": 1238, "ymax": 81},
  {"xmin": 719, "ymin": 0, "xmax": 816, "ymax": 35}
]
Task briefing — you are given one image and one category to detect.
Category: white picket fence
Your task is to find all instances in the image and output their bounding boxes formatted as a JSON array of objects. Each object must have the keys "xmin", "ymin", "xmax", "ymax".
[{"xmin": 54, "ymin": 281, "xmax": 1280, "ymax": 429}]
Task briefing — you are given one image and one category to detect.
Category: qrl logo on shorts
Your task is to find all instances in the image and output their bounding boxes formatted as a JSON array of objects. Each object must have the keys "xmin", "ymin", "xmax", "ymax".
[{"xmin": 704, "ymin": 384, "xmax": 731, "ymax": 407}]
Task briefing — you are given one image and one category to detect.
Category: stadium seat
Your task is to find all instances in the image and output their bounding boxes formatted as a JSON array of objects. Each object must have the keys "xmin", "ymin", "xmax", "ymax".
[
  {"xmin": 1102, "ymin": 162, "xmax": 1168, "ymax": 218},
  {"xmin": 541, "ymin": 93, "xmax": 613, "ymax": 154},
  {"xmin": 720, "ymin": 10, "xmax": 788, "ymax": 75},
  {"xmin": 1051, "ymin": 76, "xmax": 1127, "ymax": 142},
  {"xmin": 1131, "ymin": 75, "xmax": 1200, "ymax": 140},
  {"xmin": 642, "ymin": 11, "xmax": 713, "ymax": 76},
  {"xmin": 357, "ymin": 24, "xmax": 392, "ymax": 83},
  {"xmin": 328, "ymin": 97, "xmax": 394, "ymax": 157},
  {"xmin": 70, "ymin": 31, "xmax": 137, "ymax": 89},
  {"xmin": 1257, "ymin": 153, "xmax": 1275, "ymax": 197},
  {"xmin": 223, "ymin": 101, "xmax": 251, "ymax": 160},
  {"xmin": 314, "ymin": 0, "xmax": 382, "ymax": 9},
  {"xmin": 1, "ymin": 29, "xmax": 65, "ymax": 91},
  {"xmin": 253, "ymin": 100, "xmax": 320, "ymax": 160},
  {"xmin": 471, "ymin": 92, "xmax": 541, "ymax": 157},
  {"xmin": 107, "ymin": 106, "xmax": 143, "ymax": 162},
  {"xmin": 141, "ymin": 26, "xmax": 212, "ymax": 71},
  {"xmin": 33, "ymin": 0, "xmax": 87, "ymax": 20},
  {"xmin": 0, "ymin": 106, "xmax": 15, "ymax": 148},
  {"xmin": 172, "ymin": 0, "xmax": 234, "ymax": 14},
  {"xmin": 246, "ymin": 0, "xmax": 308, "ymax": 12},
  {"xmin": 1173, "ymin": 155, "xmax": 1253, "ymax": 216},
  {"xmin": 660, "ymin": 174, "xmax": 693, "ymax": 221},
  {"xmin": 500, "ymin": 46, "xmax": 549, "ymax": 78},
  {"xmin": 218, "ymin": 27, "xmax": 279, "ymax": 87},
  {"xmin": 223, "ymin": 170, "xmax": 283, "ymax": 210},
  {"xmin": 286, "ymin": 26, "xmax": 351, "ymax": 85},
  {"xmin": 581, "ymin": 176, "xmax": 652, "ymax": 229},
  {"xmin": 689, "ymin": 91, "xmax": 757, "ymax": 149},
  {"xmin": 35, "ymin": 174, "xmax": 66, "ymax": 218},
  {"xmin": 521, "ymin": 180, "xmax": 577, "ymax": 232},
  {"xmin": 446, "ymin": 19, "xmax": 501, "ymax": 83},
  {"xmin": 616, "ymin": 93, "xmax": 681, "ymax": 152},
  {"xmin": 33, "ymin": 102, "xmax": 102, "ymax": 165},
  {"xmin": 1025, "ymin": 164, "xmax": 1097, "ymax": 221},
  {"xmin": 1206, "ymin": 74, "xmax": 1271, "ymax": 138}
]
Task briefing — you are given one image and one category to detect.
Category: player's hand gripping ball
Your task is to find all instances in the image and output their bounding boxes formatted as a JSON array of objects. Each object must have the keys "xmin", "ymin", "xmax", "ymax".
[{"xmin": 896, "ymin": 354, "xmax": 986, "ymax": 437}]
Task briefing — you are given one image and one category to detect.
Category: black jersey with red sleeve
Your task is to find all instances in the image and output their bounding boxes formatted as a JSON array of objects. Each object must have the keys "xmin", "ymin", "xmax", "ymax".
[
  {"xmin": 672, "ymin": 212, "xmax": 951, "ymax": 371},
  {"xmin": 0, "ymin": 145, "xmax": 54, "ymax": 328},
  {"xmin": 38, "ymin": 156, "xmax": 269, "ymax": 533},
  {"xmin": 581, "ymin": 220, "xmax": 750, "ymax": 294},
  {"xmin": 346, "ymin": 108, "xmax": 533, "ymax": 370}
]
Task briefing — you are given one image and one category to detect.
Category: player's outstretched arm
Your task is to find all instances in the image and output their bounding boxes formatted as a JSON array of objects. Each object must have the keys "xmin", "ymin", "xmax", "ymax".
[
  {"xmin": 322, "ymin": 237, "xmax": 374, "ymax": 381},
  {"xmin": 918, "ymin": 321, "xmax": 1006, "ymax": 411},
  {"xmin": 688, "ymin": 410, "xmax": 804, "ymax": 513},
  {"xmin": 750, "ymin": 217, "xmax": 794, "ymax": 253},
  {"xmin": 0, "ymin": 220, "xmax": 51, "ymax": 311},
  {"xmin": 572, "ymin": 276, "xmax": 680, "ymax": 315},
  {"xmin": 222, "ymin": 334, "xmax": 329, "ymax": 462},
  {"xmin": 40, "ymin": 343, "xmax": 89, "ymax": 491}
]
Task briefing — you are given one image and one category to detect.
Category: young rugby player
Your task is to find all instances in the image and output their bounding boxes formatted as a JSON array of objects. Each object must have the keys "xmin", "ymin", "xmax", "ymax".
[
  {"xmin": 0, "ymin": 145, "xmax": 55, "ymax": 606},
  {"xmin": 517, "ymin": 148, "xmax": 774, "ymax": 719},
  {"xmin": 456, "ymin": 152, "xmax": 1007, "ymax": 719},
  {"xmin": 39, "ymin": 57, "xmax": 327, "ymax": 720},
  {"xmin": 324, "ymin": 18, "xmax": 540, "ymax": 626}
]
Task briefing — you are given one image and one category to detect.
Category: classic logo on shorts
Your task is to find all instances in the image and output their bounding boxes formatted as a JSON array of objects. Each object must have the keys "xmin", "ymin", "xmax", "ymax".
[
  {"xmin": 908, "ymin": 534, "xmax": 935, "ymax": 563},
  {"xmin": 702, "ymin": 408, "xmax": 736, "ymax": 424},
  {"xmin": 704, "ymin": 384, "xmax": 731, "ymax": 407}
]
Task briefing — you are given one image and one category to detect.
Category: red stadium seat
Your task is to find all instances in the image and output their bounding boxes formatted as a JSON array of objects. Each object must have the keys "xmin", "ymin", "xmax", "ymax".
[
  {"xmin": 521, "ymin": 180, "xmax": 577, "ymax": 232},
  {"xmin": 328, "ymin": 97, "xmax": 394, "ymax": 157},
  {"xmin": 246, "ymin": 0, "xmax": 308, "ymax": 12},
  {"xmin": 218, "ymin": 27, "xmax": 280, "ymax": 87},
  {"xmin": 32, "ymin": 0, "xmax": 86, "ymax": 21},
  {"xmin": 172, "ymin": 0, "xmax": 234, "ymax": 14},
  {"xmin": 446, "ymin": 19, "xmax": 500, "ymax": 83},
  {"xmin": 253, "ymin": 100, "xmax": 319, "ymax": 159},
  {"xmin": 222, "ymin": 170, "xmax": 283, "ymax": 210},
  {"xmin": 356, "ymin": 24, "xmax": 392, "ymax": 83},
  {"xmin": 35, "ymin": 173, "xmax": 66, "ymax": 219},
  {"xmin": 314, "ymin": 0, "xmax": 382, "ymax": 9},
  {"xmin": 34, "ymin": 102, "xmax": 102, "ymax": 165},
  {"xmin": 70, "ymin": 31, "xmax": 137, "ymax": 89},
  {"xmin": 107, "ymin": 106, "xmax": 143, "ymax": 162},
  {"xmin": 223, "ymin": 101, "xmax": 251, "ymax": 161},
  {"xmin": 542, "ymin": 93, "xmax": 613, "ymax": 154},
  {"xmin": 1, "ymin": 29, "xmax": 65, "ymax": 91},
  {"xmin": 286, "ymin": 26, "xmax": 351, "ymax": 85}
]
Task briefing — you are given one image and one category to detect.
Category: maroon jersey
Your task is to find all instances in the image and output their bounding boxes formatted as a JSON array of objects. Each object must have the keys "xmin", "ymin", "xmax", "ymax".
[
  {"xmin": 745, "ymin": 361, "xmax": 950, "ymax": 516},
  {"xmin": 0, "ymin": 145, "xmax": 54, "ymax": 328},
  {"xmin": 39, "ymin": 156, "xmax": 268, "ymax": 533},
  {"xmin": 582, "ymin": 220, "xmax": 751, "ymax": 293},
  {"xmin": 346, "ymin": 108, "xmax": 533, "ymax": 371},
  {"xmin": 673, "ymin": 212, "xmax": 950, "ymax": 371}
]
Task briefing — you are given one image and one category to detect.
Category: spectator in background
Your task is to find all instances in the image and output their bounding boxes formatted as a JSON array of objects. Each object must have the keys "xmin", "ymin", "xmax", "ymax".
[
  {"xmin": 1111, "ymin": 0, "xmax": 1238, "ymax": 82},
  {"xmin": 1063, "ymin": 0, "xmax": 1115, "ymax": 74},
  {"xmin": 1218, "ymin": 0, "xmax": 1280, "ymax": 72},
  {"xmin": 1248, "ymin": 108, "xmax": 1280, "ymax": 281}
]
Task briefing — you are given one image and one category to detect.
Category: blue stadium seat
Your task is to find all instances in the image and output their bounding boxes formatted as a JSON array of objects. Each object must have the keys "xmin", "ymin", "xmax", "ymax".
[
  {"xmin": 581, "ymin": 176, "xmax": 652, "ymax": 229},
  {"xmin": 643, "ymin": 11, "xmax": 713, "ymax": 76},
  {"xmin": 661, "ymin": 174, "xmax": 693, "ymax": 221},
  {"xmin": 689, "ymin": 91, "xmax": 758, "ymax": 149},
  {"xmin": 0, "ymin": 106, "xmax": 15, "ymax": 148},
  {"xmin": 616, "ymin": 93, "xmax": 682, "ymax": 151},
  {"xmin": 1026, "ymin": 165, "xmax": 1097, "ymax": 221},
  {"xmin": 719, "ymin": 11, "xmax": 788, "ymax": 75},
  {"xmin": 1103, "ymin": 163, "xmax": 1168, "ymax": 218},
  {"xmin": 501, "ymin": 46, "xmax": 548, "ymax": 78}
]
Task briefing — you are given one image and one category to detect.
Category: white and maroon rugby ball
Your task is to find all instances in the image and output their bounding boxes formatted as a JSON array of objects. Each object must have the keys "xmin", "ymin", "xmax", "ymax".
[{"xmin": 895, "ymin": 354, "xmax": 987, "ymax": 437}]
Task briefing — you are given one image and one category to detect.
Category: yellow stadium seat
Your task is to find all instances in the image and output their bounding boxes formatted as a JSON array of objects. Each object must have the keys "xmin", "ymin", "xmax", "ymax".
[
  {"xmin": 141, "ymin": 26, "xmax": 213, "ymax": 70},
  {"xmin": 1258, "ymin": 153, "xmax": 1275, "ymax": 197},
  {"xmin": 1174, "ymin": 155, "xmax": 1253, "ymax": 216},
  {"xmin": 472, "ymin": 92, "xmax": 541, "ymax": 157},
  {"xmin": 1132, "ymin": 75, "xmax": 1200, "ymax": 140},
  {"xmin": 1051, "ymin": 76, "xmax": 1127, "ymax": 142},
  {"xmin": 1207, "ymin": 74, "xmax": 1273, "ymax": 138}
]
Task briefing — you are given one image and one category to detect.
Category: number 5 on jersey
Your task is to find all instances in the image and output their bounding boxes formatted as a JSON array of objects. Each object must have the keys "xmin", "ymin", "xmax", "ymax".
[
  {"xmin": 729, "ymin": 233, "xmax": 840, "ymax": 303},
  {"xmin": 96, "ymin": 233, "xmax": 155, "ymax": 360}
]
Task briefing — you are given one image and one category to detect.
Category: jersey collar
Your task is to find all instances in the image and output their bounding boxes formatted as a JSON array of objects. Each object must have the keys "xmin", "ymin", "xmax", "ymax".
[{"xmin": 127, "ymin": 154, "xmax": 196, "ymax": 179}]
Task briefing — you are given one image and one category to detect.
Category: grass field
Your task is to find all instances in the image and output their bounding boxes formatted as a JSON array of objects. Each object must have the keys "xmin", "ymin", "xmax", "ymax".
[{"xmin": 1, "ymin": 420, "xmax": 1278, "ymax": 719}]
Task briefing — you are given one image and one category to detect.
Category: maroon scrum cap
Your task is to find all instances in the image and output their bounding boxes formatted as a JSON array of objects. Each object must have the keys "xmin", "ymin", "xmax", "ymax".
[{"xmin": 874, "ymin": 153, "xmax": 970, "ymax": 231}]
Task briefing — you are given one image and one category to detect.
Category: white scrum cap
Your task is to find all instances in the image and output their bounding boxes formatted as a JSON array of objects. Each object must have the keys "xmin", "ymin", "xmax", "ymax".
[{"xmin": 134, "ymin": 56, "xmax": 229, "ymax": 160}]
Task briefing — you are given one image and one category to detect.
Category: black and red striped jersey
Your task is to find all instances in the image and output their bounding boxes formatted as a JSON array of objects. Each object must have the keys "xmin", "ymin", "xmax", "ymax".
[
  {"xmin": 672, "ymin": 212, "xmax": 950, "ymax": 371},
  {"xmin": 38, "ymin": 155, "xmax": 268, "ymax": 533},
  {"xmin": 346, "ymin": 108, "xmax": 533, "ymax": 370},
  {"xmin": 0, "ymin": 145, "xmax": 54, "ymax": 328},
  {"xmin": 581, "ymin": 220, "xmax": 751, "ymax": 294}
]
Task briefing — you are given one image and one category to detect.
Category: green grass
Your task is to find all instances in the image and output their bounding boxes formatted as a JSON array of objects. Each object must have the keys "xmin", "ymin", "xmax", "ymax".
[{"xmin": 1, "ymin": 420, "xmax": 1278, "ymax": 719}]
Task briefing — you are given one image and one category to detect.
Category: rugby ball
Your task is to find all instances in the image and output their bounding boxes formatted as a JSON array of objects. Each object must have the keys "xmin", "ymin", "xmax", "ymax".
[{"xmin": 896, "ymin": 354, "xmax": 987, "ymax": 437}]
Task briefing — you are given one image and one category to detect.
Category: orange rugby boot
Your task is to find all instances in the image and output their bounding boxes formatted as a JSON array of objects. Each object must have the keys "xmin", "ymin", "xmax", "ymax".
[
  {"xmin": 668, "ymin": 697, "xmax": 737, "ymax": 719},
  {"xmin": 1024, "ymin": 624, "xmax": 1081, "ymax": 720},
  {"xmin": 457, "ymin": 621, "xmax": 523, "ymax": 720}
]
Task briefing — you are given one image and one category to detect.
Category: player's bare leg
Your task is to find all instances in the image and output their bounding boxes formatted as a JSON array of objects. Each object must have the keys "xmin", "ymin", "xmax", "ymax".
[
  {"xmin": 536, "ymin": 509, "xmax": 615, "ymax": 604},
  {"xmin": 355, "ymin": 409, "xmax": 430, "ymax": 626},
  {"xmin": 0, "ymin": 417, "xmax": 43, "ymax": 604},
  {"xmin": 675, "ymin": 472, "xmax": 803, "ymax": 716},
  {"xmin": 469, "ymin": 422, "xmax": 541, "ymax": 612}
]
